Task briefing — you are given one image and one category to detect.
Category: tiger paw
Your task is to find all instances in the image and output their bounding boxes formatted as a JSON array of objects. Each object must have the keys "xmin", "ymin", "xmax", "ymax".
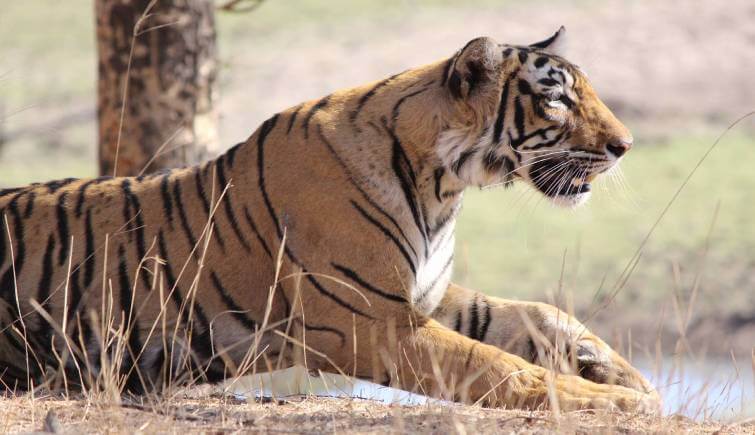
[
  {"xmin": 552, "ymin": 374, "xmax": 662, "ymax": 414},
  {"xmin": 568, "ymin": 336, "xmax": 659, "ymax": 401}
]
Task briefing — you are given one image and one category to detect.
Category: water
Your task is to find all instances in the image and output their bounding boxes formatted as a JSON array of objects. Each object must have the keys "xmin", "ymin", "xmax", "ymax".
[
  {"xmin": 636, "ymin": 357, "xmax": 754, "ymax": 421},
  {"xmin": 227, "ymin": 358, "xmax": 754, "ymax": 422}
]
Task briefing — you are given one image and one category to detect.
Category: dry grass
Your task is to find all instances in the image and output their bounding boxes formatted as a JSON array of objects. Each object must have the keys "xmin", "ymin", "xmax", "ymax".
[{"xmin": 2, "ymin": 392, "xmax": 754, "ymax": 434}]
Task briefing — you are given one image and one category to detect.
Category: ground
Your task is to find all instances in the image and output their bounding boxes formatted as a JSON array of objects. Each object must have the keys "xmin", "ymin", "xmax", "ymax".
[
  {"xmin": 3, "ymin": 393, "xmax": 753, "ymax": 434},
  {"xmin": 1, "ymin": 0, "xmax": 753, "ymax": 357}
]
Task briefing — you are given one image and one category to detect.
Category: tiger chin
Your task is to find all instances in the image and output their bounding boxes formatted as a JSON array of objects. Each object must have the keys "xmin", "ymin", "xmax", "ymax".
[{"xmin": 0, "ymin": 27, "xmax": 659, "ymax": 413}]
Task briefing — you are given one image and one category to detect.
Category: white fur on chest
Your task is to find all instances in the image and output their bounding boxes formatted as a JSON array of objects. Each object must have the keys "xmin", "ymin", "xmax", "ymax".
[{"xmin": 412, "ymin": 226, "xmax": 455, "ymax": 314}]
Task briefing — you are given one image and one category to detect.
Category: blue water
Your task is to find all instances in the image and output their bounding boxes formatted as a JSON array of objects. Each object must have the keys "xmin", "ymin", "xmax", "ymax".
[{"xmin": 637, "ymin": 358, "xmax": 754, "ymax": 421}]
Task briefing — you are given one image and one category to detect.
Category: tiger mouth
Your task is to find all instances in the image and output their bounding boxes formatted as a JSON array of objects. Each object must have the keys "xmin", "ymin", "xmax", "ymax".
[{"xmin": 529, "ymin": 159, "xmax": 597, "ymax": 198}]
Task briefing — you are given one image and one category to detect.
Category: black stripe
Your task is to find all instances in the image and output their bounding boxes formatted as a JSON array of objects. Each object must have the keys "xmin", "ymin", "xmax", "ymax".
[
  {"xmin": 441, "ymin": 189, "xmax": 463, "ymax": 199},
  {"xmin": 22, "ymin": 191, "xmax": 36, "ymax": 218},
  {"xmin": 194, "ymin": 167, "xmax": 211, "ymax": 215},
  {"xmin": 83, "ymin": 209, "xmax": 96, "ymax": 288},
  {"xmin": 534, "ymin": 56, "xmax": 549, "ymax": 68},
  {"xmin": 194, "ymin": 167, "xmax": 212, "ymax": 214},
  {"xmin": 68, "ymin": 266, "xmax": 92, "ymax": 356},
  {"xmin": 120, "ymin": 179, "xmax": 134, "ymax": 242},
  {"xmin": 452, "ymin": 149, "xmax": 476, "ymax": 175},
  {"xmin": 482, "ymin": 152, "xmax": 515, "ymax": 181},
  {"xmin": 75, "ymin": 177, "xmax": 108, "ymax": 218},
  {"xmin": 56, "ymin": 192, "xmax": 70, "ymax": 266},
  {"xmin": 157, "ymin": 230, "xmax": 210, "ymax": 328},
  {"xmin": 257, "ymin": 115, "xmax": 372, "ymax": 319},
  {"xmin": 257, "ymin": 115, "xmax": 283, "ymax": 241},
  {"xmin": 558, "ymin": 94, "xmax": 575, "ymax": 109},
  {"xmin": 296, "ymin": 320, "xmax": 346, "ymax": 347},
  {"xmin": 157, "ymin": 230, "xmax": 184, "ymax": 316},
  {"xmin": 548, "ymin": 67, "xmax": 567, "ymax": 84},
  {"xmin": 510, "ymin": 126, "xmax": 558, "ymax": 149},
  {"xmin": 225, "ymin": 142, "xmax": 244, "ymax": 167},
  {"xmin": 34, "ymin": 234, "xmax": 56, "ymax": 346},
  {"xmin": 350, "ymin": 200, "xmax": 416, "ymax": 275},
  {"xmin": 350, "ymin": 75, "xmax": 395, "ymax": 126},
  {"xmin": 517, "ymin": 49, "xmax": 529, "ymax": 64},
  {"xmin": 517, "ymin": 79, "xmax": 533, "ymax": 96},
  {"xmin": 159, "ymin": 173, "xmax": 174, "ymax": 228},
  {"xmin": 122, "ymin": 179, "xmax": 150, "ymax": 291},
  {"xmin": 389, "ymin": 129, "xmax": 428, "ymax": 253},
  {"xmin": 287, "ymin": 104, "xmax": 303, "ymax": 134},
  {"xmin": 46, "ymin": 177, "xmax": 77, "ymax": 193},
  {"xmin": 71, "ymin": 213, "xmax": 95, "ymax": 358},
  {"xmin": 215, "ymin": 159, "xmax": 251, "ymax": 252},
  {"xmin": 260, "ymin": 113, "xmax": 280, "ymax": 148},
  {"xmin": 513, "ymin": 96, "xmax": 525, "ymax": 141},
  {"xmin": 303, "ymin": 272, "xmax": 373, "ymax": 319},
  {"xmin": 36, "ymin": 234, "xmax": 56, "ymax": 306},
  {"xmin": 453, "ymin": 311, "xmax": 463, "ymax": 333},
  {"xmin": 524, "ymin": 130, "xmax": 566, "ymax": 151},
  {"xmin": 331, "ymin": 263, "xmax": 407, "ymax": 303},
  {"xmin": 538, "ymin": 77, "xmax": 559, "ymax": 87},
  {"xmin": 243, "ymin": 207, "xmax": 272, "ymax": 258},
  {"xmin": 276, "ymin": 282, "xmax": 292, "ymax": 319},
  {"xmin": 468, "ymin": 297, "xmax": 480, "ymax": 340},
  {"xmin": 429, "ymin": 202, "xmax": 460, "ymax": 237},
  {"xmin": 479, "ymin": 300, "xmax": 492, "ymax": 342},
  {"xmin": 0, "ymin": 187, "xmax": 24, "ymax": 198},
  {"xmin": 209, "ymin": 271, "xmax": 259, "ymax": 331},
  {"xmin": 194, "ymin": 166, "xmax": 226, "ymax": 250},
  {"xmin": 1, "ymin": 194, "xmax": 27, "ymax": 298},
  {"xmin": 493, "ymin": 79, "xmax": 511, "ymax": 144},
  {"xmin": 172, "ymin": 179, "xmax": 199, "ymax": 257},
  {"xmin": 302, "ymin": 96, "xmax": 330, "ymax": 139},
  {"xmin": 433, "ymin": 167, "xmax": 445, "ymax": 202},
  {"xmin": 317, "ymin": 125, "xmax": 419, "ymax": 261},
  {"xmin": 117, "ymin": 244, "xmax": 142, "ymax": 391},
  {"xmin": 391, "ymin": 86, "xmax": 430, "ymax": 125}
]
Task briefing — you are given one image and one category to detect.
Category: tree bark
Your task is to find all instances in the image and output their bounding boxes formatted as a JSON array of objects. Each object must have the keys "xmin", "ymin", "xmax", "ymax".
[{"xmin": 96, "ymin": 0, "xmax": 219, "ymax": 177}]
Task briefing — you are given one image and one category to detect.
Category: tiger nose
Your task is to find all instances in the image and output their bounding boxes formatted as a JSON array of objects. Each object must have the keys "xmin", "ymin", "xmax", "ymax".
[{"xmin": 605, "ymin": 138, "xmax": 632, "ymax": 158}]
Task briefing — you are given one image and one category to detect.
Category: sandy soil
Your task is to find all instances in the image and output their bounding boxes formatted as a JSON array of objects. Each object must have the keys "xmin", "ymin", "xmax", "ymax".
[{"xmin": 3, "ymin": 393, "xmax": 753, "ymax": 434}]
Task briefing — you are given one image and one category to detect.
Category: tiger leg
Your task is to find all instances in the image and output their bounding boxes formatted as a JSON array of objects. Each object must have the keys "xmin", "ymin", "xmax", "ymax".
[
  {"xmin": 431, "ymin": 283, "xmax": 659, "ymax": 401},
  {"xmin": 310, "ymin": 315, "xmax": 659, "ymax": 412}
]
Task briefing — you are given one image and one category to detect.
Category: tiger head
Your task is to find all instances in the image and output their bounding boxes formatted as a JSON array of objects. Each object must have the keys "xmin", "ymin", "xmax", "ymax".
[{"xmin": 438, "ymin": 27, "xmax": 632, "ymax": 207}]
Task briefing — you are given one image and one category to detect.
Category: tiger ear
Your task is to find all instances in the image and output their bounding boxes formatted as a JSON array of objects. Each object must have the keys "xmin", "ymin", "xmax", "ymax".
[
  {"xmin": 445, "ymin": 37, "xmax": 502, "ymax": 100},
  {"xmin": 530, "ymin": 26, "xmax": 567, "ymax": 57}
]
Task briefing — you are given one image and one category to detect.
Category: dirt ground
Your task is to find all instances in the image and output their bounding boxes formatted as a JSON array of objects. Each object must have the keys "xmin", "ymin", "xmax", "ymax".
[{"xmin": 3, "ymin": 393, "xmax": 753, "ymax": 435}]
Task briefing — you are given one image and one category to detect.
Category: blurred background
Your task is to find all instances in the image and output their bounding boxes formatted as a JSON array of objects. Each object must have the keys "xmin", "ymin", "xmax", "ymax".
[{"xmin": 1, "ymin": 0, "xmax": 753, "ymax": 418}]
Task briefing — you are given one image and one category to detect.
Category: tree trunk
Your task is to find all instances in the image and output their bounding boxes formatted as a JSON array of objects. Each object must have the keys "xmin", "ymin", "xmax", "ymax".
[{"xmin": 96, "ymin": 0, "xmax": 219, "ymax": 177}]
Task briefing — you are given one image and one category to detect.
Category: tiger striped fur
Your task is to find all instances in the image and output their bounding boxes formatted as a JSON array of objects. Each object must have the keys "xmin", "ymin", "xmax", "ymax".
[{"xmin": 0, "ymin": 28, "xmax": 660, "ymax": 412}]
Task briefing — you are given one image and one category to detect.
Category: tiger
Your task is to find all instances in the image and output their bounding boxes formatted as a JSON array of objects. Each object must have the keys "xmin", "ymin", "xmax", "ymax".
[{"xmin": 0, "ymin": 27, "xmax": 660, "ymax": 412}]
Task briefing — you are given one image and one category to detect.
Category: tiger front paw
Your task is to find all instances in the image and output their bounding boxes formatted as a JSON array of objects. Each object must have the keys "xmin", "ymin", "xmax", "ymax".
[
  {"xmin": 551, "ymin": 374, "xmax": 662, "ymax": 414},
  {"xmin": 569, "ymin": 336, "xmax": 659, "ymax": 401}
]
